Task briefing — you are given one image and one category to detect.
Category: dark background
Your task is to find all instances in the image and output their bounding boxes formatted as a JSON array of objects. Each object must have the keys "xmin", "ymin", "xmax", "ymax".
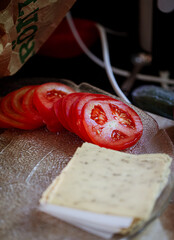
[{"xmin": 1, "ymin": 0, "xmax": 174, "ymax": 100}]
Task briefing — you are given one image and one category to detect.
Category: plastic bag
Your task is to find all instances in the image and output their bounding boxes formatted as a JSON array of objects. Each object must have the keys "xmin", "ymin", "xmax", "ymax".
[{"xmin": 0, "ymin": 0, "xmax": 76, "ymax": 78}]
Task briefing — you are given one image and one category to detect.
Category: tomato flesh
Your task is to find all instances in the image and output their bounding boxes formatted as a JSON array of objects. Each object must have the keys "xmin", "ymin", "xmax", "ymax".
[
  {"xmin": 0, "ymin": 98, "xmax": 41, "ymax": 130},
  {"xmin": 61, "ymin": 92, "xmax": 84, "ymax": 133},
  {"xmin": 54, "ymin": 97, "xmax": 70, "ymax": 131},
  {"xmin": 71, "ymin": 93, "xmax": 113, "ymax": 141},
  {"xmin": 33, "ymin": 82, "xmax": 75, "ymax": 132},
  {"xmin": 11, "ymin": 85, "xmax": 34, "ymax": 114},
  {"xmin": 11, "ymin": 85, "xmax": 44, "ymax": 127},
  {"xmin": 22, "ymin": 86, "xmax": 44, "ymax": 126},
  {"xmin": 1, "ymin": 91, "xmax": 36, "ymax": 125},
  {"xmin": 66, "ymin": 93, "xmax": 86, "ymax": 135},
  {"xmin": 0, "ymin": 86, "xmax": 44, "ymax": 129},
  {"xmin": 82, "ymin": 98, "xmax": 143, "ymax": 150},
  {"xmin": 0, "ymin": 98, "xmax": 13, "ymax": 128}
]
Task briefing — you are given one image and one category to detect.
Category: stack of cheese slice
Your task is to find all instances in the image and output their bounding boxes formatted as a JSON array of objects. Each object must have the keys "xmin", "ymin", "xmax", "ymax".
[{"xmin": 39, "ymin": 142, "xmax": 172, "ymax": 239}]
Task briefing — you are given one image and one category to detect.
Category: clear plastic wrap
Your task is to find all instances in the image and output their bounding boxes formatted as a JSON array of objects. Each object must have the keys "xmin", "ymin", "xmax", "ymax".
[
  {"xmin": 0, "ymin": 78, "xmax": 174, "ymax": 240},
  {"xmin": 0, "ymin": 0, "xmax": 75, "ymax": 77}
]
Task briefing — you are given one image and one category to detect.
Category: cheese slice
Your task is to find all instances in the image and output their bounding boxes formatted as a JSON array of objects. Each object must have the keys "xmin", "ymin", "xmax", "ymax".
[{"xmin": 40, "ymin": 142, "xmax": 172, "ymax": 222}]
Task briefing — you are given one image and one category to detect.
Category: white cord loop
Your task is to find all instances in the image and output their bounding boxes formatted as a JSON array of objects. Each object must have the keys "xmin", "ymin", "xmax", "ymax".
[{"xmin": 66, "ymin": 12, "xmax": 174, "ymax": 99}]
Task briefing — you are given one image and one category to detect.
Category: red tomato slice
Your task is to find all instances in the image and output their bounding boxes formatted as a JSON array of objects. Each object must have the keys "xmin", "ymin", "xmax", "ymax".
[
  {"xmin": 11, "ymin": 85, "xmax": 33, "ymax": 114},
  {"xmin": 0, "ymin": 109, "xmax": 39, "ymax": 130},
  {"xmin": 1, "ymin": 90, "xmax": 40, "ymax": 127},
  {"xmin": 22, "ymin": 86, "xmax": 44, "ymax": 126},
  {"xmin": 0, "ymin": 115, "xmax": 12, "ymax": 128},
  {"xmin": 54, "ymin": 97, "xmax": 70, "ymax": 131},
  {"xmin": 10, "ymin": 85, "xmax": 44, "ymax": 128},
  {"xmin": 0, "ymin": 98, "xmax": 13, "ymax": 128},
  {"xmin": 1, "ymin": 86, "xmax": 44, "ymax": 129},
  {"xmin": 62, "ymin": 92, "xmax": 85, "ymax": 133},
  {"xmin": 54, "ymin": 92, "xmax": 84, "ymax": 133},
  {"xmin": 0, "ymin": 98, "xmax": 40, "ymax": 130},
  {"xmin": 71, "ymin": 93, "xmax": 113, "ymax": 141},
  {"xmin": 69, "ymin": 93, "xmax": 91, "ymax": 137},
  {"xmin": 33, "ymin": 82, "xmax": 76, "ymax": 132},
  {"xmin": 82, "ymin": 98, "xmax": 143, "ymax": 150}
]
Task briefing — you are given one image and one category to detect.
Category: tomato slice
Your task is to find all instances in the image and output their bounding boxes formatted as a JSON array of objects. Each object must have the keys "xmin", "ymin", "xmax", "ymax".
[
  {"xmin": 10, "ymin": 85, "xmax": 44, "ymax": 128},
  {"xmin": 1, "ymin": 86, "xmax": 44, "ymax": 129},
  {"xmin": 0, "ymin": 97, "xmax": 40, "ymax": 130},
  {"xmin": 54, "ymin": 92, "xmax": 85, "ymax": 133},
  {"xmin": 1, "ymin": 91, "xmax": 34, "ymax": 125},
  {"xmin": 22, "ymin": 86, "xmax": 44, "ymax": 126},
  {"xmin": 0, "ymin": 98, "xmax": 13, "ymax": 128},
  {"xmin": 54, "ymin": 97, "xmax": 70, "ymax": 131},
  {"xmin": 11, "ymin": 85, "xmax": 33, "ymax": 114},
  {"xmin": 69, "ymin": 93, "xmax": 91, "ymax": 137},
  {"xmin": 33, "ymin": 82, "xmax": 76, "ymax": 132},
  {"xmin": 82, "ymin": 98, "xmax": 143, "ymax": 150},
  {"xmin": 62, "ymin": 92, "xmax": 85, "ymax": 133},
  {"xmin": 71, "ymin": 93, "xmax": 113, "ymax": 141}
]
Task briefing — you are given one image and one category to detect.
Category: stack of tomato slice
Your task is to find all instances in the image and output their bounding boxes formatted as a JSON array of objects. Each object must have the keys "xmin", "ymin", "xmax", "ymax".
[
  {"xmin": 0, "ymin": 85, "xmax": 44, "ymax": 130},
  {"xmin": 0, "ymin": 82, "xmax": 75, "ymax": 131},
  {"xmin": 0, "ymin": 82, "xmax": 143, "ymax": 150},
  {"xmin": 54, "ymin": 92, "xmax": 143, "ymax": 150}
]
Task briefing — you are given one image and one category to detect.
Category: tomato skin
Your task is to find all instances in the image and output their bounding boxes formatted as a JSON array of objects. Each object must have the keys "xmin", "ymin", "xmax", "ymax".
[
  {"xmin": 54, "ymin": 97, "xmax": 70, "ymax": 131},
  {"xmin": 0, "ymin": 86, "xmax": 44, "ymax": 129},
  {"xmin": 82, "ymin": 98, "xmax": 143, "ymax": 150},
  {"xmin": 33, "ymin": 82, "xmax": 75, "ymax": 132},
  {"xmin": 0, "ymin": 98, "xmax": 13, "ymax": 128},
  {"xmin": 0, "ymin": 98, "xmax": 41, "ymax": 130},
  {"xmin": 0, "ymin": 110, "xmax": 39, "ymax": 130},
  {"xmin": 0, "ymin": 117, "xmax": 12, "ymax": 128},
  {"xmin": 69, "ymin": 93, "xmax": 91, "ymax": 137},
  {"xmin": 11, "ymin": 85, "xmax": 44, "ymax": 128},
  {"xmin": 11, "ymin": 85, "xmax": 33, "ymax": 115},
  {"xmin": 1, "ymin": 91, "xmax": 37, "ymax": 126},
  {"xmin": 22, "ymin": 86, "xmax": 44, "ymax": 125},
  {"xmin": 61, "ymin": 93, "xmax": 82, "ymax": 132},
  {"xmin": 1, "ymin": 90, "xmax": 30, "ymax": 124},
  {"xmin": 54, "ymin": 92, "xmax": 85, "ymax": 134},
  {"xmin": 63, "ymin": 92, "xmax": 86, "ymax": 134}
]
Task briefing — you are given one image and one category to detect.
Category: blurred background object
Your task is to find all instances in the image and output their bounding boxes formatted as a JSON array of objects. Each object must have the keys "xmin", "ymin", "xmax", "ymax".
[{"xmin": 1, "ymin": 0, "xmax": 174, "ymax": 119}]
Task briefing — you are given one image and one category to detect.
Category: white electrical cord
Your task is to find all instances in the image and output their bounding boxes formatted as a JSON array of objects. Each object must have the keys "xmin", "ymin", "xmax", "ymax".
[
  {"xmin": 66, "ymin": 12, "xmax": 130, "ymax": 103},
  {"xmin": 66, "ymin": 13, "xmax": 110, "ymax": 70},
  {"xmin": 66, "ymin": 12, "xmax": 174, "ymax": 91},
  {"xmin": 95, "ymin": 24, "xmax": 130, "ymax": 102}
]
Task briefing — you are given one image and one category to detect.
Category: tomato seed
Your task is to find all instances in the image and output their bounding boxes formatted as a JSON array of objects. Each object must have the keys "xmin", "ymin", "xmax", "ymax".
[
  {"xmin": 111, "ymin": 130, "xmax": 126, "ymax": 141},
  {"xmin": 46, "ymin": 90, "xmax": 67, "ymax": 100},
  {"xmin": 91, "ymin": 105, "xmax": 107, "ymax": 125}
]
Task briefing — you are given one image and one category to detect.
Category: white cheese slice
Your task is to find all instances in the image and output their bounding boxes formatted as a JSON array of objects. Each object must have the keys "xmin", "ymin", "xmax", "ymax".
[
  {"xmin": 41, "ymin": 142, "xmax": 172, "ymax": 220},
  {"xmin": 40, "ymin": 142, "xmax": 172, "ymax": 235},
  {"xmin": 39, "ymin": 203, "xmax": 131, "ymax": 236}
]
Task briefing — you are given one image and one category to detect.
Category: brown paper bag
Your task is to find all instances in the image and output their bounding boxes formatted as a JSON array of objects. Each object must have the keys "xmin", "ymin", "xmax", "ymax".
[{"xmin": 0, "ymin": 0, "xmax": 76, "ymax": 78}]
